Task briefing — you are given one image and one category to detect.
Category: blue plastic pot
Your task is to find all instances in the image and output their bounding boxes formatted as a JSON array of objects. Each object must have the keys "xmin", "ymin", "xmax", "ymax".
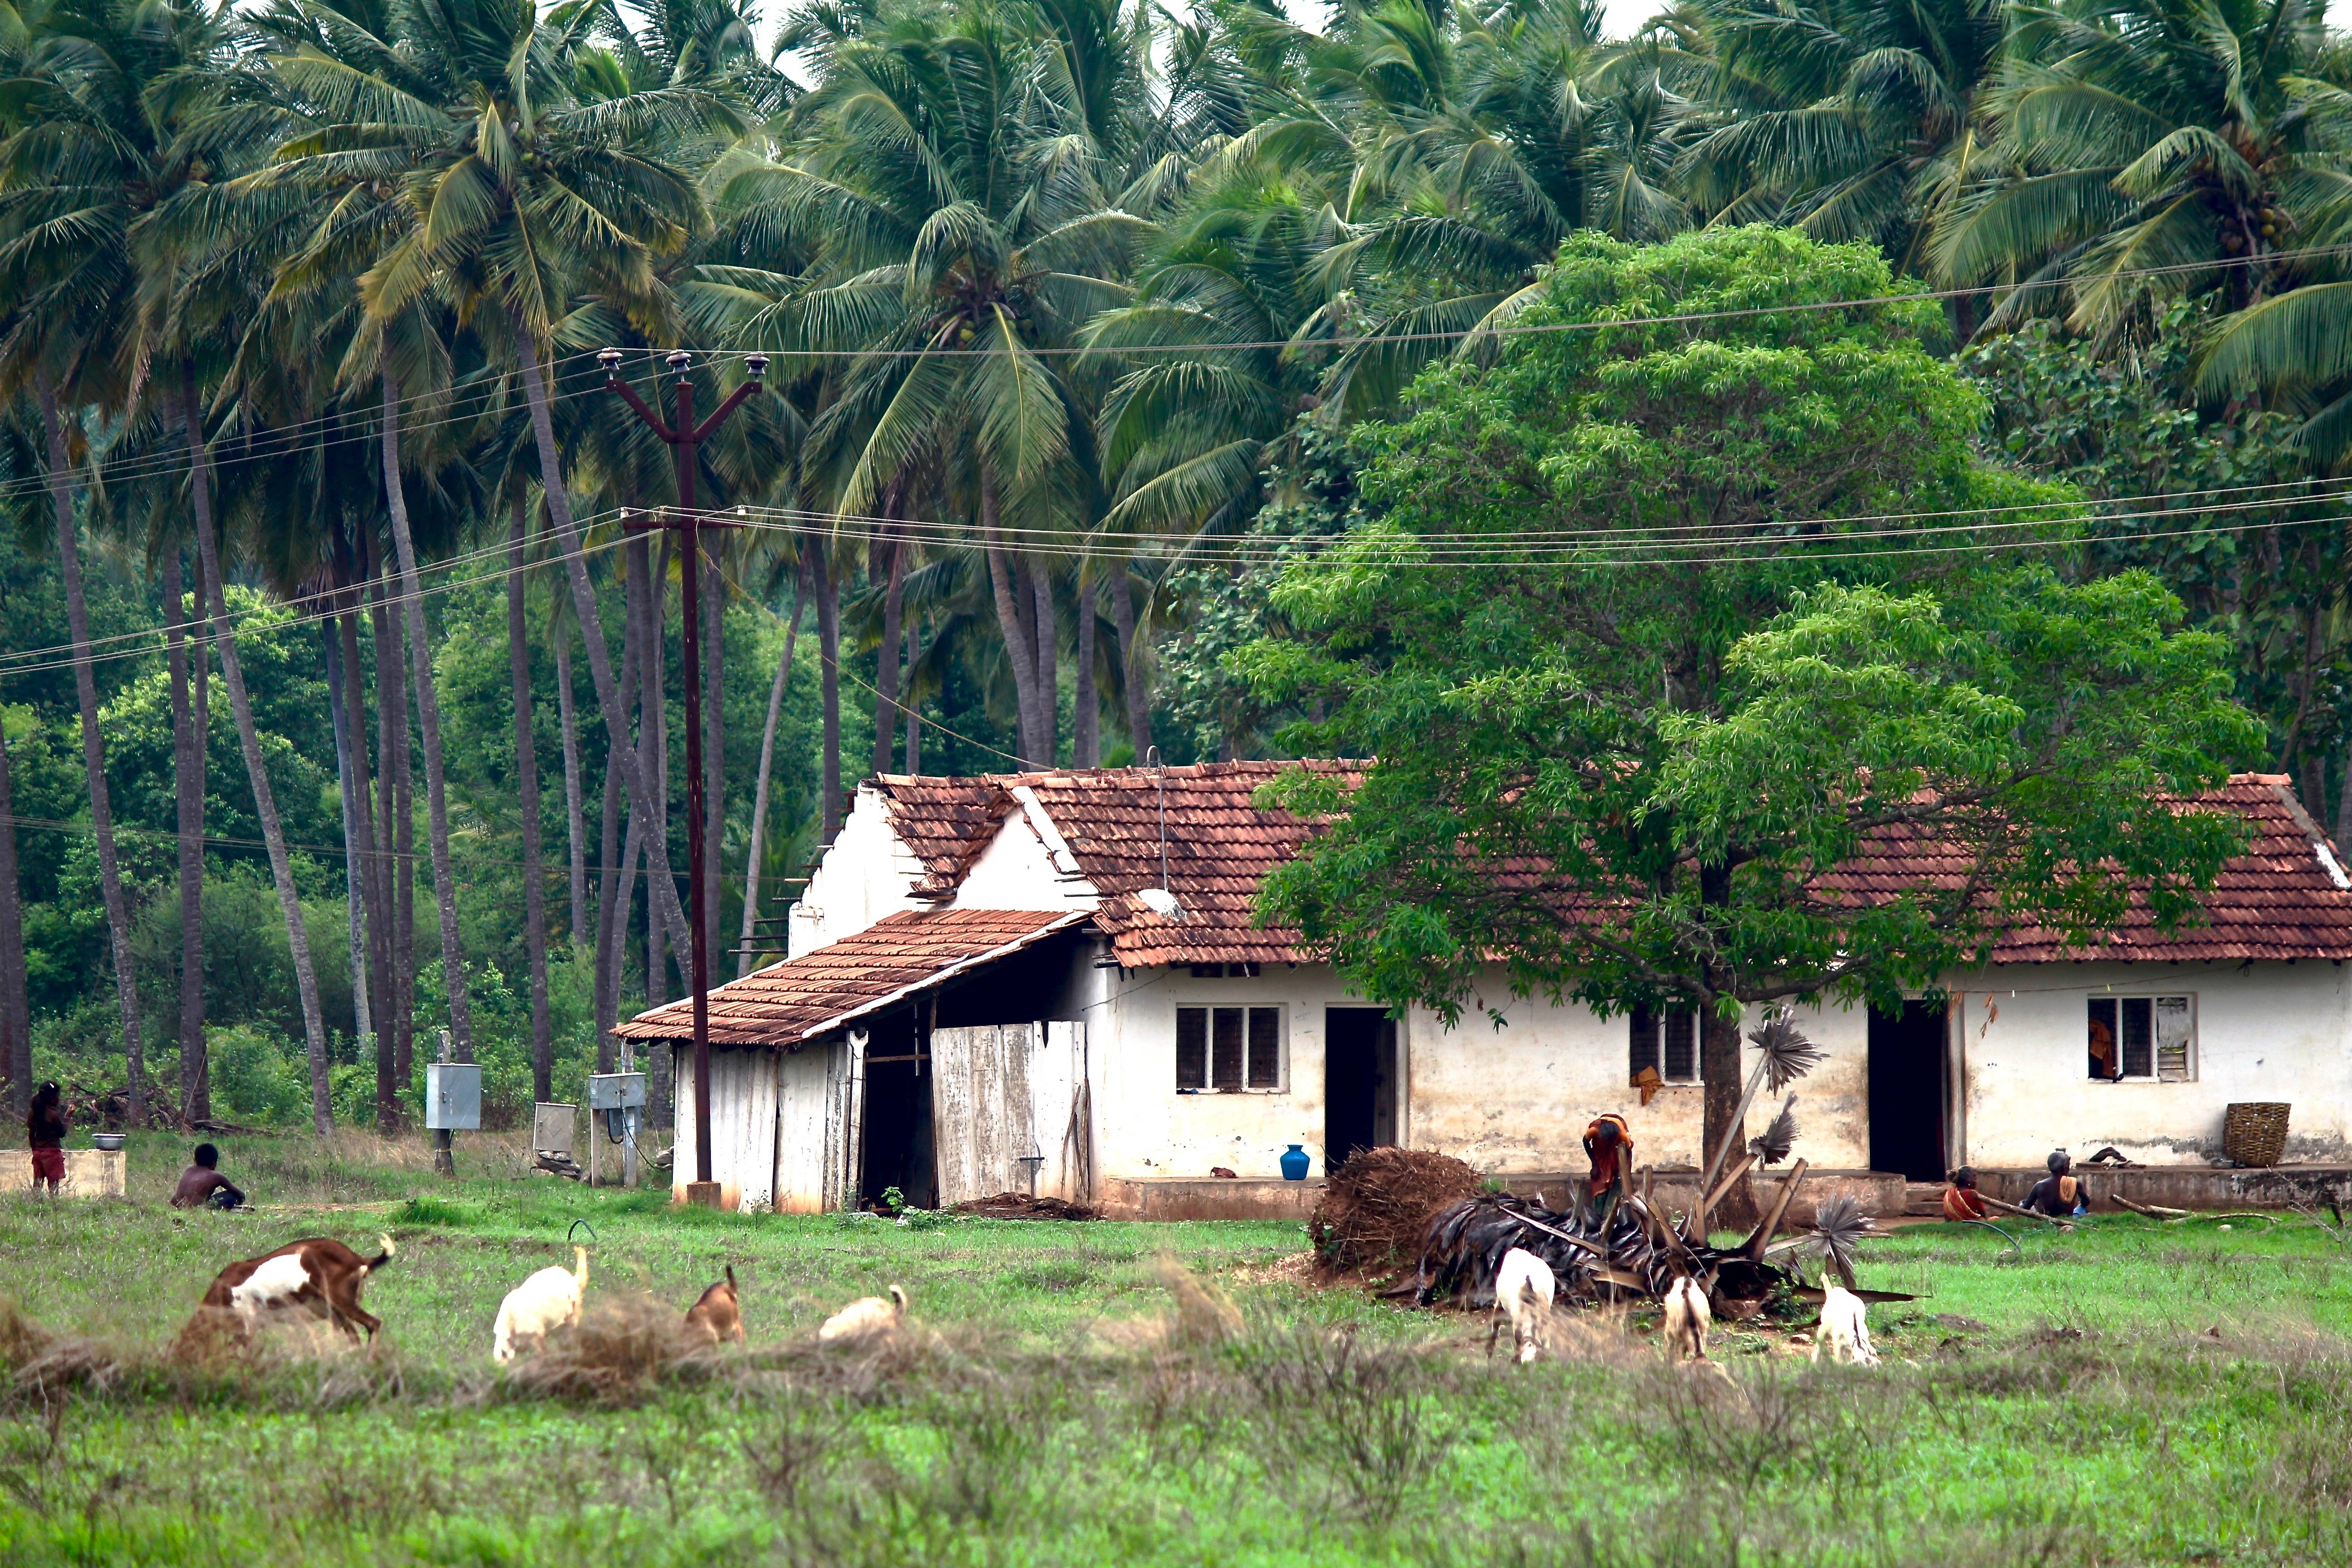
[{"xmin": 1280, "ymin": 1144, "xmax": 1311, "ymax": 1181}]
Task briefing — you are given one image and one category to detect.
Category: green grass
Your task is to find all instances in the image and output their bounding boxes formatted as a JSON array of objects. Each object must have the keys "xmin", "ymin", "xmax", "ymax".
[{"xmin": 5, "ymin": 1130, "xmax": 2352, "ymax": 1565}]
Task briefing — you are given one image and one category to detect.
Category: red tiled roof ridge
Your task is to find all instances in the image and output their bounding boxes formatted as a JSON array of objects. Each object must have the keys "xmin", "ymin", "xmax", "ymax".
[{"xmin": 861, "ymin": 764, "xmax": 2352, "ymax": 967}]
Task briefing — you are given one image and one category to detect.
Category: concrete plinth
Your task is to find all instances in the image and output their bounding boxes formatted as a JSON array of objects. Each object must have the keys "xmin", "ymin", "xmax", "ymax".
[
  {"xmin": 1094, "ymin": 1177, "xmax": 1324, "ymax": 1222},
  {"xmin": 0, "ymin": 1148, "xmax": 125, "ymax": 1198}
]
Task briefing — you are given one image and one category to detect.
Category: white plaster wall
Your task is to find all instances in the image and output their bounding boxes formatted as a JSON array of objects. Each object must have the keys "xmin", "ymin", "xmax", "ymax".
[
  {"xmin": 787, "ymin": 784, "xmax": 932, "ymax": 957},
  {"xmin": 1951, "ymin": 960, "xmax": 2352, "ymax": 1166},
  {"xmin": 949, "ymin": 801, "xmax": 1102, "ymax": 912},
  {"xmin": 1078, "ymin": 962, "xmax": 1874, "ymax": 1179}
]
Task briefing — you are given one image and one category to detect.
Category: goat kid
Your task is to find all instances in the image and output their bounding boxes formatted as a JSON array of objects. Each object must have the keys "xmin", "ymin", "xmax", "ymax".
[
  {"xmin": 1661, "ymin": 1275, "xmax": 1712, "ymax": 1362},
  {"xmin": 493, "ymin": 1246, "xmax": 590, "ymax": 1363},
  {"xmin": 201, "ymin": 1235, "xmax": 397, "ymax": 1344},
  {"xmin": 818, "ymin": 1284, "xmax": 908, "ymax": 1344},
  {"xmin": 1812, "ymin": 1284, "xmax": 1879, "ymax": 1366},
  {"xmin": 1490, "ymin": 1247, "xmax": 1555, "ymax": 1364},
  {"xmin": 684, "ymin": 1265, "xmax": 744, "ymax": 1345}
]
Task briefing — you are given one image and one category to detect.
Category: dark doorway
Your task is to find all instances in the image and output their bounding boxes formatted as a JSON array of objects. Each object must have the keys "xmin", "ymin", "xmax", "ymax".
[
  {"xmin": 858, "ymin": 1011, "xmax": 936, "ymax": 1210},
  {"xmin": 1867, "ymin": 1001, "xmax": 1948, "ymax": 1181},
  {"xmin": 1325, "ymin": 1008, "xmax": 1398, "ymax": 1172}
]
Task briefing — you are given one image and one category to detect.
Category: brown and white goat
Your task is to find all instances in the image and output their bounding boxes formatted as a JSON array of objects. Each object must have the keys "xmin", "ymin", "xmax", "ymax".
[
  {"xmin": 194, "ymin": 1235, "xmax": 397, "ymax": 1345},
  {"xmin": 684, "ymin": 1266, "xmax": 743, "ymax": 1345}
]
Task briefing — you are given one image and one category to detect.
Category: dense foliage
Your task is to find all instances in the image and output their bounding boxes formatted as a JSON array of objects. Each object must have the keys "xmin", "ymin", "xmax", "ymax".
[{"xmin": 0, "ymin": 0, "xmax": 2338, "ymax": 1129}]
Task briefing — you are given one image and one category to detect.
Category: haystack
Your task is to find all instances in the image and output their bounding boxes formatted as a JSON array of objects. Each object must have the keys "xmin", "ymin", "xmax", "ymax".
[{"xmin": 1308, "ymin": 1148, "xmax": 1482, "ymax": 1274}]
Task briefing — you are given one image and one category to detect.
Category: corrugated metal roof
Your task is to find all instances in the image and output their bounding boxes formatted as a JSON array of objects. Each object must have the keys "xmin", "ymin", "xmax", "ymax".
[
  {"xmin": 863, "ymin": 764, "xmax": 2352, "ymax": 968},
  {"xmin": 615, "ymin": 908, "xmax": 1083, "ymax": 1048}
]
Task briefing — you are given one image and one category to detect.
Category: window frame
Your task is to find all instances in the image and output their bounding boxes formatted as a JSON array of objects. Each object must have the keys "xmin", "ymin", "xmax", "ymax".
[
  {"xmin": 2086, "ymin": 993, "xmax": 2196, "ymax": 1083},
  {"xmin": 1629, "ymin": 1005, "xmax": 1702, "ymax": 1087},
  {"xmin": 1175, "ymin": 1003, "xmax": 1288, "ymax": 1093}
]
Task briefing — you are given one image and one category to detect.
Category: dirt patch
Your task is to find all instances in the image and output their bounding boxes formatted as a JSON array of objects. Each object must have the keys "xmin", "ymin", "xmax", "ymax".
[
  {"xmin": 1226, "ymin": 1252, "xmax": 1318, "ymax": 1288},
  {"xmin": 1308, "ymin": 1148, "xmax": 1483, "ymax": 1275},
  {"xmin": 949, "ymin": 1192, "xmax": 1098, "ymax": 1220}
]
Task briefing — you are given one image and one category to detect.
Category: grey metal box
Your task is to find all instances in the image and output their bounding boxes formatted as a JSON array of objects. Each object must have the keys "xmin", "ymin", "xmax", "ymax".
[
  {"xmin": 588, "ymin": 1073, "xmax": 646, "ymax": 1111},
  {"xmin": 532, "ymin": 1102, "xmax": 576, "ymax": 1153},
  {"xmin": 425, "ymin": 1063, "xmax": 482, "ymax": 1130}
]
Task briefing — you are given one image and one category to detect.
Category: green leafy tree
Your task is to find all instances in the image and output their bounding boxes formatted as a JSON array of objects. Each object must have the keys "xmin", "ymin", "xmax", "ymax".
[
  {"xmin": 1239, "ymin": 228, "xmax": 2261, "ymax": 1220},
  {"xmin": 1964, "ymin": 309, "xmax": 2352, "ymax": 829}
]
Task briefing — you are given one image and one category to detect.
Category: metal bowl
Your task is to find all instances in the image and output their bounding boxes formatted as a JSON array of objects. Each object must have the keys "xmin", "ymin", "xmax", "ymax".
[{"xmin": 89, "ymin": 1133, "xmax": 125, "ymax": 1152}]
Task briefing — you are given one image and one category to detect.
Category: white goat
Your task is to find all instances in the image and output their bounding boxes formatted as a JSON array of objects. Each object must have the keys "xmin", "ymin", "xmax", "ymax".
[
  {"xmin": 1490, "ymin": 1247, "xmax": 1555, "ymax": 1364},
  {"xmin": 1661, "ymin": 1275, "xmax": 1712, "ymax": 1362},
  {"xmin": 229, "ymin": 1252, "xmax": 317, "ymax": 1333},
  {"xmin": 818, "ymin": 1284, "xmax": 908, "ymax": 1344},
  {"xmin": 492, "ymin": 1246, "xmax": 589, "ymax": 1363},
  {"xmin": 1812, "ymin": 1284, "xmax": 1879, "ymax": 1366}
]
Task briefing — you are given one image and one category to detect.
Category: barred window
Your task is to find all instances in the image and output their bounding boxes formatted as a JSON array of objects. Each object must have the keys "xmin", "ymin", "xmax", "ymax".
[
  {"xmin": 1630, "ymin": 1006, "xmax": 1700, "ymax": 1086},
  {"xmin": 1176, "ymin": 1006, "xmax": 1285, "ymax": 1091},
  {"xmin": 2087, "ymin": 995, "xmax": 2194, "ymax": 1082}
]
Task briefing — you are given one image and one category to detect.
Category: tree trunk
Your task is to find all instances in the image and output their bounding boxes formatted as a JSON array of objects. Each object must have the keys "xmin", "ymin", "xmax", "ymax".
[
  {"xmin": 0, "ymin": 725, "xmax": 30, "ymax": 1114},
  {"xmin": 164, "ymin": 548, "xmax": 209, "ymax": 1123},
  {"xmin": 514, "ymin": 332, "xmax": 695, "ymax": 963},
  {"xmin": 39, "ymin": 372, "xmax": 143, "ymax": 1123},
  {"xmin": 813, "ymin": 542, "xmax": 845, "ymax": 837},
  {"xmin": 1112, "ymin": 556, "xmax": 1151, "ymax": 760},
  {"xmin": 382, "ymin": 367, "xmax": 475, "ymax": 1062},
  {"xmin": 904, "ymin": 616, "xmax": 923, "ymax": 774},
  {"xmin": 321, "ymin": 617, "xmax": 371, "ymax": 1048},
  {"xmin": 872, "ymin": 530, "xmax": 906, "ymax": 777},
  {"xmin": 555, "ymin": 631, "xmax": 589, "ymax": 951},
  {"xmin": 335, "ymin": 594, "xmax": 394, "ymax": 1135},
  {"xmin": 981, "ymin": 481, "xmax": 1044, "ymax": 765},
  {"xmin": 181, "ymin": 371, "xmax": 331, "ymax": 1133},
  {"xmin": 2336, "ymin": 733, "xmax": 2352, "ymax": 850},
  {"xmin": 187, "ymin": 543, "xmax": 212, "ymax": 1115},
  {"xmin": 372, "ymin": 560, "xmax": 416, "ymax": 1096},
  {"xmin": 1697, "ymin": 865, "xmax": 1757, "ymax": 1232},
  {"xmin": 1029, "ymin": 559, "xmax": 1058, "ymax": 768},
  {"xmin": 593, "ymin": 584, "xmax": 644, "ymax": 1074},
  {"xmin": 1074, "ymin": 573, "xmax": 1099, "ymax": 768},
  {"xmin": 509, "ymin": 500, "xmax": 554, "ymax": 1102},
  {"xmin": 740, "ymin": 583, "xmax": 805, "ymax": 978}
]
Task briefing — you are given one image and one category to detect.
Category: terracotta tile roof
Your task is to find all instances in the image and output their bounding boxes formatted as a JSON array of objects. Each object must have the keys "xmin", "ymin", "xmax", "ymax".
[
  {"xmin": 862, "ymin": 765, "xmax": 2352, "ymax": 970},
  {"xmin": 871, "ymin": 761, "xmax": 1358, "ymax": 967},
  {"xmin": 1025, "ymin": 761, "xmax": 1361, "ymax": 967},
  {"xmin": 871, "ymin": 775, "xmax": 1015, "ymax": 898},
  {"xmin": 614, "ymin": 909, "xmax": 1083, "ymax": 1049},
  {"xmin": 1988, "ymin": 775, "xmax": 2352, "ymax": 962}
]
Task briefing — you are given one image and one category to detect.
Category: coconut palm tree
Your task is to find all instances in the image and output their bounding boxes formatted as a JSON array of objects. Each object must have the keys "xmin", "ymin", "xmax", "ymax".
[
  {"xmin": 1679, "ymin": 0, "xmax": 2007, "ymax": 304},
  {"xmin": 1933, "ymin": 0, "xmax": 2352, "ymax": 335}
]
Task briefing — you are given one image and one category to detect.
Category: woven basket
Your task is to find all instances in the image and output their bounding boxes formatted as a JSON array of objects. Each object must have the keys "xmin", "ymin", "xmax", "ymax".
[{"xmin": 2223, "ymin": 1102, "xmax": 2290, "ymax": 1169}]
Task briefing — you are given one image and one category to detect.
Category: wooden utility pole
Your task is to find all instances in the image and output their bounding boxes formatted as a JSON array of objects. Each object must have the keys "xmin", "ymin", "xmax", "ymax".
[{"xmin": 599, "ymin": 348, "xmax": 769, "ymax": 1206}]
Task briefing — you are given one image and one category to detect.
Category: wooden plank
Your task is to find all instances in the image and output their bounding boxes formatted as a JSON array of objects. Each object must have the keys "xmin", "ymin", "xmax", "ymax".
[
  {"xmin": 931, "ymin": 1025, "xmax": 980, "ymax": 1206},
  {"xmin": 775, "ymin": 1045, "xmax": 832, "ymax": 1213}
]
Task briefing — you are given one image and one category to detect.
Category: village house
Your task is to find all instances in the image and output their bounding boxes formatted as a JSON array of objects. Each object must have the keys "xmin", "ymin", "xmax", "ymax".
[{"xmin": 615, "ymin": 763, "xmax": 2352, "ymax": 1218}]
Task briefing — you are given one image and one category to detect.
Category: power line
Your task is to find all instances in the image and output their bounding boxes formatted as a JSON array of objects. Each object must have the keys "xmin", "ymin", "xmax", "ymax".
[{"xmin": 0, "ymin": 516, "xmax": 634, "ymax": 686}]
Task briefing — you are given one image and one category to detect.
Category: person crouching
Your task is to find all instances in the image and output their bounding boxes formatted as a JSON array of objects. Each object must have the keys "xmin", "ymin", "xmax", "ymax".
[{"xmin": 172, "ymin": 1143, "xmax": 246, "ymax": 1211}]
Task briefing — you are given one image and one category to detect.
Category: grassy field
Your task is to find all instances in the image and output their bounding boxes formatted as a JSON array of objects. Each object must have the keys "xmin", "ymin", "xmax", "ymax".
[{"xmin": 4, "ymin": 1131, "xmax": 2351, "ymax": 1566}]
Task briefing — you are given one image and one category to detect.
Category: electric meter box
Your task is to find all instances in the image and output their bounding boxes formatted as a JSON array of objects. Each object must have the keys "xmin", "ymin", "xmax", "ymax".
[
  {"xmin": 588, "ymin": 1072, "xmax": 646, "ymax": 1112},
  {"xmin": 425, "ymin": 1063, "xmax": 482, "ymax": 1130}
]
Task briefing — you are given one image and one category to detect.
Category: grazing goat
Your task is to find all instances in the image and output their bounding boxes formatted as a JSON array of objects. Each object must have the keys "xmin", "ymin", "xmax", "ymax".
[
  {"xmin": 197, "ymin": 1235, "xmax": 397, "ymax": 1344},
  {"xmin": 1812, "ymin": 1284, "xmax": 1879, "ymax": 1366},
  {"xmin": 1490, "ymin": 1247, "xmax": 1555, "ymax": 1364},
  {"xmin": 1661, "ymin": 1275, "xmax": 1711, "ymax": 1362},
  {"xmin": 818, "ymin": 1284, "xmax": 908, "ymax": 1343},
  {"xmin": 684, "ymin": 1266, "xmax": 743, "ymax": 1345},
  {"xmin": 493, "ymin": 1246, "xmax": 589, "ymax": 1363}
]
